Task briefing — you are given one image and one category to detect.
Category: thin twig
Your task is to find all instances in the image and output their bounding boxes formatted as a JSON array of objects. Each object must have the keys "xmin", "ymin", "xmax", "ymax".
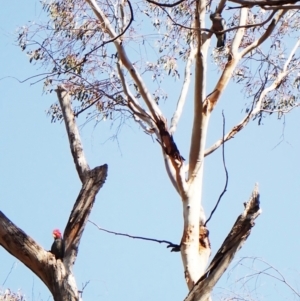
[
  {"xmin": 88, "ymin": 220, "xmax": 177, "ymax": 247},
  {"xmin": 2, "ymin": 262, "xmax": 16, "ymax": 286},
  {"xmin": 145, "ymin": 0, "xmax": 186, "ymax": 8},
  {"xmin": 236, "ymin": 257, "xmax": 300, "ymax": 298},
  {"xmin": 205, "ymin": 111, "xmax": 228, "ymax": 226}
]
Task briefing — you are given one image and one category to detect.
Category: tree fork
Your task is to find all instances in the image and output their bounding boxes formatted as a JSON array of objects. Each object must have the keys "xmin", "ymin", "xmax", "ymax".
[
  {"xmin": 0, "ymin": 165, "xmax": 107, "ymax": 301},
  {"xmin": 185, "ymin": 185, "xmax": 261, "ymax": 301}
]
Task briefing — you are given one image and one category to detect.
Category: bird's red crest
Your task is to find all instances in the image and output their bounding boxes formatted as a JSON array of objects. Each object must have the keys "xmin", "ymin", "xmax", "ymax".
[{"xmin": 53, "ymin": 229, "xmax": 62, "ymax": 238}]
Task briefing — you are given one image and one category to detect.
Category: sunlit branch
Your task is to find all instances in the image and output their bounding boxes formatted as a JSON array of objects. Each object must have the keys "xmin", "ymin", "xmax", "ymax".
[
  {"xmin": 85, "ymin": 0, "xmax": 163, "ymax": 122},
  {"xmin": 253, "ymin": 39, "xmax": 300, "ymax": 112},
  {"xmin": 170, "ymin": 44, "xmax": 196, "ymax": 134},
  {"xmin": 187, "ymin": 0, "xmax": 206, "ymax": 181},
  {"xmin": 119, "ymin": 0, "xmax": 127, "ymax": 33},
  {"xmin": 240, "ymin": 9, "xmax": 286, "ymax": 57},
  {"xmin": 163, "ymin": 155, "xmax": 180, "ymax": 194},
  {"xmin": 283, "ymin": 38, "xmax": 300, "ymax": 71},
  {"xmin": 0, "ymin": 211, "xmax": 51, "ymax": 289},
  {"xmin": 201, "ymin": 8, "xmax": 246, "ymax": 118},
  {"xmin": 56, "ymin": 86, "xmax": 90, "ymax": 182},
  {"xmin": 116, "ymin": 61, "xmax": 158, "ymax": 133},
  {"xmin": 204, "ymin": 111, "xmax": 252, "ymax": 156},
  {"xmin": 205, "ymin": 39, "xmax": 300, "ymax": 157},
  {"xmin": 231, "ymin": 7, "xmax": 248, "ymax": 53}
]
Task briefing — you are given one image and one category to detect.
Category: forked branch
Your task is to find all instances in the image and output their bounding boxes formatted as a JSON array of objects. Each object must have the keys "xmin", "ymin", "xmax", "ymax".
[
  {"xmin": 184, "ymin": 185, "xmax": 261, "ymax": 301},
  {"xmin": 205, "ymin": 37, "xmax": 300, "ymax": 157}
]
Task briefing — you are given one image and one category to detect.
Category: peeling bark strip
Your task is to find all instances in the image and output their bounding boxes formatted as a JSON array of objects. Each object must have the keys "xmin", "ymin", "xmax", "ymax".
[
  {"xmin": 156, "ymin": 118, "xmax": 184, "ymax": 164},
  {"xmin": 184, "ymin": 185, "xmax": 261, "ymax": 301}
]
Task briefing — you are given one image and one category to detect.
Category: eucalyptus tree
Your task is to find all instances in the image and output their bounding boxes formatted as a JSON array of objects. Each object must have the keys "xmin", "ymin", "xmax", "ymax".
[{"xmin": 1, "ymin": 0, "xmax": 299, "ymax": 300}]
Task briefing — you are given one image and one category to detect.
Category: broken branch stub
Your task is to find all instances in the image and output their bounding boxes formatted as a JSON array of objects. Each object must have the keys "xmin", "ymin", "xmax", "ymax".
[{"xmin": 184, "ymin": 185, "xmax": 261, "ymax": 301}]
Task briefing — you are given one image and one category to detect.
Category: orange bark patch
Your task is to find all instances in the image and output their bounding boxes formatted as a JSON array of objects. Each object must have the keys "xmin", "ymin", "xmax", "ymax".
[
  {"xmin": 199, "ymin": 225, "xmax": 211, "ymax": 253},
  {"xmin": 181, "ymin": 224, "xmax": 195, "ymax": 244}
]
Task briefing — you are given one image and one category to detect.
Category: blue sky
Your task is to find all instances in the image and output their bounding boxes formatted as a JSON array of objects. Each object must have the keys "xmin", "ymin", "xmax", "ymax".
[{"xmin": 1, "ymin": 1, "xmax": 300, "ymax": 301}]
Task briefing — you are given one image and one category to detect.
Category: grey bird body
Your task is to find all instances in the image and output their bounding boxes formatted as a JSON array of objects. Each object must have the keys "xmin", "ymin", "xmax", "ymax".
[
  {"xmin": 210, "ymin": 12, "xmax": 226, "ymax": 48},
  {"xmin": 51, "ymin": 237, "xmax": 65, "ymax": 260},
  {"xmin": 51, "ymin": 229, "xmax": 65, "ymax": 260}
]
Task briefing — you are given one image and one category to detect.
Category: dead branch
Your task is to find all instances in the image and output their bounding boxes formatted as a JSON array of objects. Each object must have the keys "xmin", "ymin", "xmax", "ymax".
[
  {"xmin": 64, "ymin": 165, "xmax": 108, "ymax": 265},
  {"xmin": 56, "ymin": 86, "xmax": 90, "ymax": 182},
  {"xmin": 0, "ymin": 164, "xmax": 107, "ymax": 300},
  {"xmin": 0, "ymin": 212, "xmax": 51, "ymax": 287},
  {"xmin": 89, "ymin": 220, "xmax": 177, "ymax": 247},
  {"xmin": 184, "ymin": 185, "xmax": 261, "ymax": 301}
]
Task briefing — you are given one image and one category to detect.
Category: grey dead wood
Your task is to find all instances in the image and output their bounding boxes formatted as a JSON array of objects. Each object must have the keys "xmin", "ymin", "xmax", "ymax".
[{"xmin": 0, "ymin": 165, "xmax": 107, "ymax": 301}]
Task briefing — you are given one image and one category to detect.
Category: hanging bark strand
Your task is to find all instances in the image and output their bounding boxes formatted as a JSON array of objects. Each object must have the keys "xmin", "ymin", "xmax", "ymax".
[
  {"xmin": 157, "ymin": 118, "xmax": 184, "ymax": 164},
  {"xmin": 184, "ymin": 185, "xmax": 261, "ymax": 301}
]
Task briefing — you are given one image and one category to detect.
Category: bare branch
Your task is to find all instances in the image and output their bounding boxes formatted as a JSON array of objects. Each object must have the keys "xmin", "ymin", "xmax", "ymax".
[
  {"xmin": 231, "ymin": 7, "xmax": 248, "ymax": 53},
  {"xmin": 64, "ymin": 165, "xmax": 108, "ymax": 266},
  {"xmin": 187, "ymin": 0, "xmax": 209, "ymax": 181},
  {"xmin": 163, "ymin": 154, "xmax": 180, "ymax": 194},
  {"xmin": 205, "ymin": 38, "xmax": 300, "ymax": 156},
  {"xmin": 170, "ymin": 44, "xmax": 197, "ymax": 134},
  {"xmin": 85, "ymin": 0, "xmax": 163, "ymax": 122},
  {"xmin": 116, "ymin": 62, "xmax": 157, "ymax": 132},
  {"xmin": 2, "ymin": 262, "xmax": 17, "ymax": 286},
  {"xmin": 237, "ymin": 257, "xmax": 300, "ymax": 298},
  {"xmin": 88, "ymin": 220, "xmax": 177, "ymax": 247},
  {"xmin": 0, "ymin": 211, "xmax": 54, "ymax": 292},
  {"xmin": 202, "ymin": 7, "xmax": 247, "ymax": 118},
  {"xmin": 204, "ymin": 110, "xmax": 252, "ymax": 156},
  {"xmin": 56, "ymin": 86, "xmax": 90, "ymax": 182},
  {"xmin": 184, "ymin": 185, "xmax": 261, "ymax": 301},
  {"xmin": 240, "ymin": 9, "xmax": 286, "ymax": 57}
]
